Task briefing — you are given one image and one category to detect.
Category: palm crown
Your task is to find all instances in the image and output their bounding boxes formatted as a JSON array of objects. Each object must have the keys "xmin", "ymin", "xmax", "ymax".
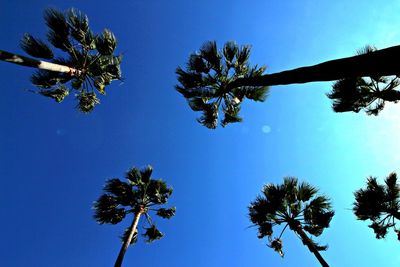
[
  {"xmin": 353, "ymin": 172, "xmax": 400, "ymax": 241},
  {"xmin": 93, "ymin": 165, "xmax": 175, "ymax": 267},
  {"xmin": 176, "ymin": 41, "xmax": 269, "ymax": 129},
  {"xmin": 94, "ymin": 165, "xmax": 175, "ymax": 243},
  {"xmin": 249, "ymin": 177, "xmax": 334, "ymax": 266},
  {"xmin": 327, "ymin": 46, "xmax": 400, "ymax": 115},
  {"xmin": 20, "ymin": 8, "xmax": 122, "ymax": 112}
]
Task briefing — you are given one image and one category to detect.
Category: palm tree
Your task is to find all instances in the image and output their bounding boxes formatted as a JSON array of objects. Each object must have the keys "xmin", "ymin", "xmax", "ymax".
[
  {"xmin": 176, "ymin": 41, "xmax": 268, "ymax": 129},
  {"xmin": 248, "ymin": 177, "xmax": 334, "ymax": 267},
  {"xmin": 93, "ymin": 165, "xmax": 176, "ymax": 267},
  {"xmin": 0, "ymin": 8, "xmax": 122, "ymax": 112},
  {"xmin": 353, "ymin": 172, "xmax": 400, "ymax": 241},
  {"xmin": 176, "ymin": 41, "xmax": 400, "ymax": 128},
  {"xmin": 326, "ymin": 46, "xmax": 400, "ymax": 115}
]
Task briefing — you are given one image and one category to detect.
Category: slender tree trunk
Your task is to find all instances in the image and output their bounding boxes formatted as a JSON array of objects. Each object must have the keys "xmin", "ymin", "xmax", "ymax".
[
  {"xmin": 229, "ymin": 44, "xmax": 400, "ymax": 89},
  {"xmin": 295, "ymin": 227, "xmax": 329, "ymax": 267},
  {"xmin": 0, "ymin": 50, "xmax": 80, "ymax": 75},
  {"xmin": 114, "ymin": 211, "xmax": 142, "ymax": 267}
]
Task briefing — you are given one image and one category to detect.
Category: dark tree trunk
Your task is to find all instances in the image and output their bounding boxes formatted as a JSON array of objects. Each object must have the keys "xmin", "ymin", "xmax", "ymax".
[
  {"xmin": 228, "ymin": 45, "xmax": 400, "ymax": 89},
  {"xmin": 114, "ymin": 211, "xmax": 142, "ymax": 267},
  {"xmin": 0, "ymin": 49, "xmax": 79, "ymax": 75},
  {"xmin": 377, "ymin": 90, "xmax": 400, "ymax": 102},
  {"xmin": 295, "ymin": 227, "xmax": 330, "ymax": 267}
]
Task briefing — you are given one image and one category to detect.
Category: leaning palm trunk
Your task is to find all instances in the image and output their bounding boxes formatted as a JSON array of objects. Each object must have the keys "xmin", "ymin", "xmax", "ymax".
[
  {"xmin": 0, "ymin": 50, "xmax": 80, "ymax": 75},
  {"xmin": 114, "ymin": 211, "xmax": 142, "ymax": 267},
  {"xmin": 229, "ymin": 44, "xmax": 400, "ymax": 89},
  {"xmin": 295, "ymin": 227, "xmax": 329, "ymax": 267}
]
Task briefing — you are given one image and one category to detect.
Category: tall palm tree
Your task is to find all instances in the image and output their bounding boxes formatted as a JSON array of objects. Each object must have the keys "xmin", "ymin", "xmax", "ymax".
[
  {"xmin": 326, "ymin": 46, "xmax": 400, "ymax": 115},
  {"xmin": 93, "ymin": 165, "xmax": 176, "ymax": 267},
  {"xmin": 353, "ymin": 172, "xmax": 400, "ymax": 241},
  {"xmin": 176, "ymin": 41, "xmax": 400, "ymax": 128},
  {"xmin": 248, "ymin": 177, "xmax": 334, "ymax": 267},
  {"xmin": 0, "ymin": 8, "xmax": 122, "ymax": 112}
]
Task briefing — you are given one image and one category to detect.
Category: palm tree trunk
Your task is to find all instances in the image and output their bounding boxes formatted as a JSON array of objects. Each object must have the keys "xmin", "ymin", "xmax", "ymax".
[
  {"xmin": 0, "ymin": 50, "xmax": 80, "ymax": 75},
  {"xmin": 229, "ymin": 44, "xmax": 400, "ymax": 89},
  {"xmin": 295, "ymin": 227, "xmax": 329, "ymax": 267},
  {"xmin": 114, "ymin": 211, "xmax": 142, "ymax": 267}
]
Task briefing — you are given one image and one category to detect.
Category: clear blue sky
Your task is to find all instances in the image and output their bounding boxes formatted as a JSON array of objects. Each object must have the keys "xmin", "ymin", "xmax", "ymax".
[{"xmin": 1, "ymin": 0, "xmax": 399, "ymax": 266}]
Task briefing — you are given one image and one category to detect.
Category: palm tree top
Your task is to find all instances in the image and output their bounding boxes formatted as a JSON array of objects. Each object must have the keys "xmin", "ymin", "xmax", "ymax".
[
  {"xmin": 176, "ymin": 41, "xmax": 269, "ymax": 129},
  {"xmin": 19, "ymin": 7, "xmax": 122, "ymax": 112},
  {"xmin": 93, "ymin": 165, "xmax": 176, "ymax": 244},
  {"xmin": 327, "ymin": 46, "xmax": 400, "ymax": 116},
  {"xmin": 249, "ymin": 177, "xmax": 334, "ymax": 257},
  {"xmin": 353, "ymin": 172, "xmax": 400, "ymax": 241}
]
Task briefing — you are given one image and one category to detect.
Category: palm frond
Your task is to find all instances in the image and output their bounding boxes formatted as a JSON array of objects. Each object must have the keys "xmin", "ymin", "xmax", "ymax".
[
  {"xmin": 156, "ymin": 207, "xmax": 176, "ymax": 219},
  {"xmin": 297, "ymin": 182, "xmax": 318, "ymax": 202},
  {"xmin": 104, "ymin": 179, "xmax": 136, "ymax": 206},
  {"xmin": 93, "ymin": 194, "xmax": 127, "ymax": 224},
  {"xmin": 283, "ymin": 177, "xmax": 298, "ymax": 204},
  {"xmin": 187, "ymin": 53, "xmax": 209, "ymax": 73},
  {"xmin": 262, "ymin": 183, "xmax": 286, "ymax": 213},
  {"xmin": 236, "ymin": 45, "xmax": 251, "ymax": 67},
  {"xmin": 197, "ymin": 102, "xmax": 218, "ymax": 129},
  {"xmin": 31, "ymin": 70, "xmax": 71, "ymax": 88},
  {"xmin": 67, "ymin": 8, "xmax": 94, "ymax": 48},
  {"xmin": 257, "ymin": 222, "xmax": 273, "ymax": 239},
  {"xmin": 249, "ymin": 197, "xmax": 271, "ymax": 225},
  {"xmin": 96, "ymin": 29, "xmax": 117, "ymax": 55},
  {"xmin": 38, "ymin": 84, "xmax": 69, "ymax": 103},
  {"xmin": 147, "ymin": 179, "xmax": 173, "ymax": 205},
  {"xmin": 176, "ymin": 67, "xmax": 204, "ymax": 90},
  {"xmin": 385, "ymin": 172, "xmax": 399, "ymax": 201},
  {"xmin": 94, "ymin": 76, "xmax": 106, "ymax": 95},
  {"xmin": 143, "ymin": 225, "xmax": 164, "ymax": 243},
  {"xmin": 21, "ymin": 34, "xmax": 54, "ymax": 59},
  {"xmin": 223, "ymin": 41, "xmax": 238, "ymax": 65},
  {"xmin": 76, "ymin": 92, "xmax": 100, "ymax": 113},
  {"xmin": 221, "ymin": 104, "xmax": 242, "ymax": 127},
  {"xmin": 140, "ymin": 165, "xmax": 153, "ymax": 184},
  {"xmin": 240, "ymin": 86, "xmax": 269, "ymax": 102},
  {"xmin": 187, "ymin": 97, "xmax": 207, "ymax": 111},
  {"xmin": 369, "ymin": 222, "xmax": 391, "ymax": 239},
  {"xmin": 125, "ymin": 167, "xmax": 142, "ymax": 186},
  {"xmin": 200, "ymin": 41, "xmax": 221, "ymax": 71},
  {"xmin": 327, "ymin": 77, "xmax": 370, "ymax": 113},
  {"xmin": 307, "ymin": 238, "xmax": 328, "ymax": 251},
  {"xmin": 44, "ymin": 8, "xmax": 71, "ymax": 51},
  {"xmin": 268, "ymin": 238, "xmax": 284, "ymax": 257}
]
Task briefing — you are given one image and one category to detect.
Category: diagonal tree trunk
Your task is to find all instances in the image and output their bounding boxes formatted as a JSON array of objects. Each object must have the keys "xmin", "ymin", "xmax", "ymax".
[
  {"xmin": 295, "ymin": 227, "xmax": 329, "ymax": 267},
  {"xmin": 0, "ymin": 50, "xmax": 80, "ymax": 75},
  {"xmin": 228, "ymin": 44, "xmax": 400, "ymax": 89},
  {"xmin": 114, "ymin": 210, "xmax": 142, "ymax": 267}
]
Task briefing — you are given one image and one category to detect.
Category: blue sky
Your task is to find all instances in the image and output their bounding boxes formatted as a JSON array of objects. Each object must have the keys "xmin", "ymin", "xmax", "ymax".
[{"xmin": 1, "ymin": 0, "xmax": 399, "ymax": 266}]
